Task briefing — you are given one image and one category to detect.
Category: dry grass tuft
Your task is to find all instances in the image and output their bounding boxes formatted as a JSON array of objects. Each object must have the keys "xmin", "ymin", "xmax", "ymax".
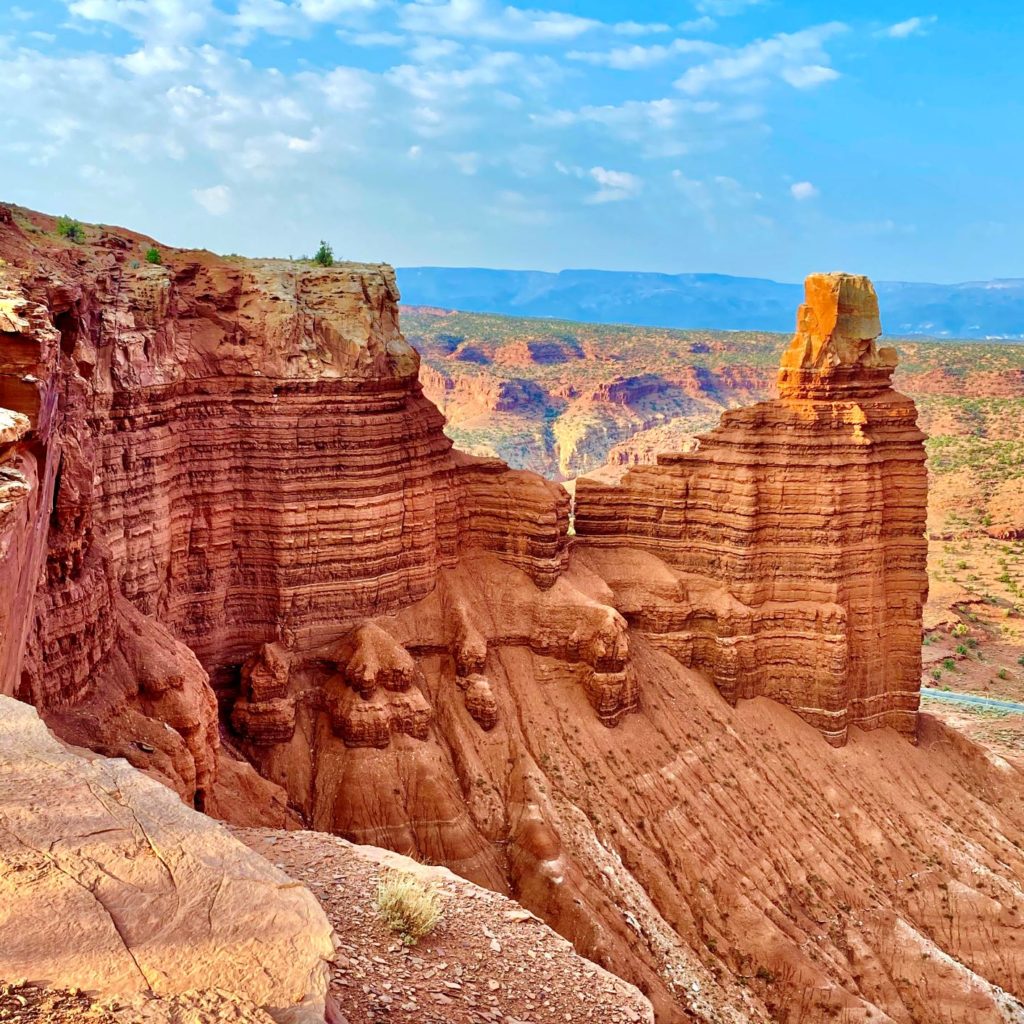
[{"xmin": 374, "ymin": 870, "xmax": 445, "ymax": 946}]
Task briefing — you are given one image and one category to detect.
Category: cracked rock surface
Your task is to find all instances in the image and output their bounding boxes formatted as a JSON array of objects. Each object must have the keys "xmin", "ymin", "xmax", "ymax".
[{"xmin": 0, "ymin": 697, "xmax": 334, "ymax": 1024}]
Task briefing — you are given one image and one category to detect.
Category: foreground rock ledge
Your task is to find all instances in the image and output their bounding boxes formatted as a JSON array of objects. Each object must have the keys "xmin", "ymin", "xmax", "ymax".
[{"xmin": 0, "ymin": 695, "xmax": 334, "ymax": 1024}]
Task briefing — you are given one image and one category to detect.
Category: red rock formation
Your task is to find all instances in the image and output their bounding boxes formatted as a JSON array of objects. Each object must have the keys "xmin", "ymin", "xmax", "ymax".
[
  {"xmin": 575, "ymin": 273, "xmax": 928, "ymax": 745},
  {"xmin": 4, "ymin": 213, "xmax": 1022, "ymax": 1024},
  {"xmin": 0, "ymin": 208, "xmax": 566, "ymax": 814}
]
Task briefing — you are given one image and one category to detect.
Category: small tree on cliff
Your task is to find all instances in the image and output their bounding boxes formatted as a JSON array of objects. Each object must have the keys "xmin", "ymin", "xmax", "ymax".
[
  {"xmin": 56, "ymin": 216, "xmax": 85, "ymax": 243},
  {"xmin": 313, "ymin": 240, "xmax": 334, "ymax": 267}
]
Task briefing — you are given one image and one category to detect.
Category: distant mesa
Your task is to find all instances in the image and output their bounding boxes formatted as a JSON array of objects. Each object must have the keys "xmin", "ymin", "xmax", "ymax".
[{"xmin": 398, "ymin": 265, "xmax": 1024, "ymax": 339}]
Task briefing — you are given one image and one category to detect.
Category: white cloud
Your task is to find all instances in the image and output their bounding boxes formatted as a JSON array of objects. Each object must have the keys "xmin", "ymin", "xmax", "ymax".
[
  {"xmin": 319, "ymin": 65, "xmax": 376, "ymax": 109},
  {"xmin": 299, "ymin": 0, "xmax": 381, "ymax": 18},
  {"xmin": 119, "ymin": 44, "xmax": 190, "ymax": 74},
  {"xmin": 674, "ymin": 22, "xmax": 846, "ymax": 95},
  {"xmin": 586, "ymin": 166, "xmax": 642, "ymax": 204},
  {"xmin": 790, "ymin": 180, "xmax": 819, "ymax": 200},
  {"xmin": 409, "ymin": 37, "xmax": 462, "ymax": 62},
  {"xmin": 387, "ymin": 50, "xmax": 522, "ymax": 103},
  {"xmin": 233, "ymin": 0, "xmax": 304, "ymax": 37},
  {"xmin": 568, "ymin": 38, "xmax": 719, "ymax": 71},
  {"xmin": 398, "ymin": 0, "xmax": 598, "ymax": 42},
  {"xmin": 66, "ymin": 0, "xmax": 214, "ymax": 42},
  {"xmin": 882, "ymin": 15, "xmax": 937, "ymax": 39},
  {"xmin": 781, "ymin": 64, "xmax": 840, "ymax": 88},
  {"xmin": 538, "ymin": 92, "xmax": 766, "ymax": 160},
  {"xmin": 192, "ymin": 183, "xmax": 232, "ymax": 214}
]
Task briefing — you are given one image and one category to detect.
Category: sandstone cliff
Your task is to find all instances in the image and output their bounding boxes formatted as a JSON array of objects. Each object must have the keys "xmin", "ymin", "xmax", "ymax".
[
  {"xmin": 575, "ymin": 273, "xmax": 928, "ymax": 745},
  {"xmin": 0, "ymin": 206, "xmax": 566, "ymax": 812},
  {"xmin": 2, "ymin": 210, "xmax": 1022, "ymax": 1024}
]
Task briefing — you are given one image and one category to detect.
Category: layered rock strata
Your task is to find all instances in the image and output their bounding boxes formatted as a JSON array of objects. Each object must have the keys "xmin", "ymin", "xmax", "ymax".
[
  {"xmin": 575, "ymin": 273, "xmax": 928, "ymax": 745},
  {"xmin": 0, "ymin": 209, "xmax": 566, "ymax": 811},
  {"xmin": 5, "ymin": 211, "xmax": 1015, "ymax": 1024}
]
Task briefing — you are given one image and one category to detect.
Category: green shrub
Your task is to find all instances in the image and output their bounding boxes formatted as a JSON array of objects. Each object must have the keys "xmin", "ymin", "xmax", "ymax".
[
  {"xmin": 56, "ymin": 215, "xmax": 84, "ymax": 243},
  {"xmin": 313, "ymin": 240, "xmax": 334, "ymax": 267},
  {"xmin": 374, "ymin": 871, "xmax": 443, "ymax": 946},
  {"xmin": 145, "ymin": 247, "xmax": 162, "ymax": 265}
]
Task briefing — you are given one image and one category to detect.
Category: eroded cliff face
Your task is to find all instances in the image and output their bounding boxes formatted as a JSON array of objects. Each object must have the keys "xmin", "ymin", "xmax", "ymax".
[
  {"xmin": 0, "ymin": 207, "xmax": 566, "ymax": 815},
  {"xmin": 575, "ymin": 274, "xmax": 928, "ymax": 746},
  {"xmin": 2, "ymin": 210, "xmax": 1022, "ymax": 1024}
]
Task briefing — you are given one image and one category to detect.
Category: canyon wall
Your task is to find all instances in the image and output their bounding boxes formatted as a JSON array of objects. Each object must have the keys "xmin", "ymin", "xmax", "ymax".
[
  {"xmin": 0, "ymin": 208, "xmax": 565, "ymax": 811},
  {"xmin": 575, "ymin": 273, "xmax": 928, "ymax": 745},
  {"xmin": 4, "ymin": 209, "xmax": 1023, "ymax": 1024}
]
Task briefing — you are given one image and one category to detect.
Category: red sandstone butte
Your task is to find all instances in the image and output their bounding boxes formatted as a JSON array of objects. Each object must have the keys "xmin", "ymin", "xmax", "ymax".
[
  {"xmin": 575, "ymin": 272, "xmax": 928, "ymax": 745},
  {"xmin": 3, "ymin": 211, "xmax": 1023, "ymax": 1024}
]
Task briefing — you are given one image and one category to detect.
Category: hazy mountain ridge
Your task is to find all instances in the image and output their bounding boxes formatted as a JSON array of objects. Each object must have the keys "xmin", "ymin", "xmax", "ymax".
[{"xmin": 398, "ymin": 267, "xmax": 1024, "ymax": 340}]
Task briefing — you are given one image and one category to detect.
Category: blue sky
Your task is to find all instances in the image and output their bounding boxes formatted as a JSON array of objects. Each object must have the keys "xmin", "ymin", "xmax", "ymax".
[{"xmin": 0, "ymin": 0, "xmax": 1019, "ymax": 282}]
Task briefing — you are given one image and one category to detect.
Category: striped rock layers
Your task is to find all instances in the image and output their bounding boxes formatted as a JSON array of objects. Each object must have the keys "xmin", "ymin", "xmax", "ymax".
[
  {"xmin": 575, "ymin": 273, "xmax": 928, "ymax": 745},
  {"xmin": 0, "ymin": 212, "xmax": 566, "ymax": 810}
]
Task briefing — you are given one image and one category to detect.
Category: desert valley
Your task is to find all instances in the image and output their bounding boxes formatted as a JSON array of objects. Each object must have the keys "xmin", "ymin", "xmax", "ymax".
[{"xmin": 1, "ymin": 206, "xmax": 1023, "ymax": 1024}]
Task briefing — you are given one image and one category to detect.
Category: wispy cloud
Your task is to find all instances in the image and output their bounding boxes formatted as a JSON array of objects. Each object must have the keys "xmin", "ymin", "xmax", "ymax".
[
  {"xmin": 672, "ymin": 169, "xmax": 761, "ymax": 228},
  {"xmin": 881, "ymin": 15, "xmax": 937, "ymax": 39},
  {"xmin": 568, "ymin": 38, "xmax": 718, "ymax": 71},
  {"xmin": 67, "ymin": 0, "xmax": 215, "ymax": 42},
  {"xmin": 398, "ymin": 0, "xmax": 598, "ymax": 42},
  {"xmin": 586, "ymin": 166, "xmax": 642, "ymax": 204},
  {"xmin": 674, "ymin": 22, "xmax": 847, "ymax": 95},
  {"xmin": 781, "ymin": 64, "xmax": 840, "ymax": 88}
]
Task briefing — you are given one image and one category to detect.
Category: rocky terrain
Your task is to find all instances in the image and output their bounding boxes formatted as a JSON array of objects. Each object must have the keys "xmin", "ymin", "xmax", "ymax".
[
  {"xmin": 234, "ymin": 827, "xmax": 652, "ymax": 1024},
  {"xmin": 1, "ymin": 206, "xmax": 1023, "ymax": 1023},
  {"xmin": 407, "ymin": 301, "xmax": 1024, "ymax": 760}
]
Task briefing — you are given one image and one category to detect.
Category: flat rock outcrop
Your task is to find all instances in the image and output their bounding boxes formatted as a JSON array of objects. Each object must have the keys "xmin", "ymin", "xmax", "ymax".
[
  {"xmin": 575, "ymin": 273, "xmax": 928, "ymax": 745},
  {"xmin": 0, "ymin": 696, "xmax": 334, "ymax": 1023}
]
